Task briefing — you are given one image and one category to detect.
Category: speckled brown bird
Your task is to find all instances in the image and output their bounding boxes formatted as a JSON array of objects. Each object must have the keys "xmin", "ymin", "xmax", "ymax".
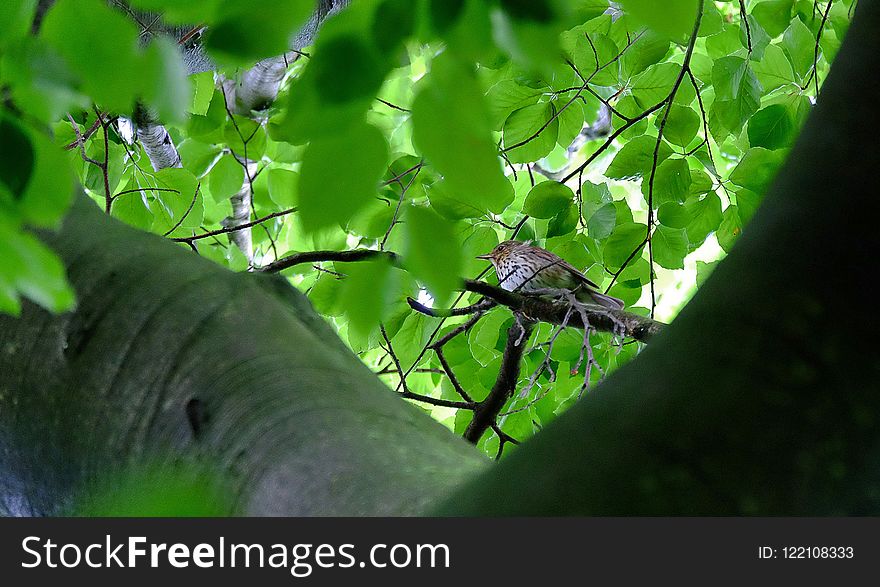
[{"xmin": 477, "ymin": 240, "xmax": 624, "ymax": 310}]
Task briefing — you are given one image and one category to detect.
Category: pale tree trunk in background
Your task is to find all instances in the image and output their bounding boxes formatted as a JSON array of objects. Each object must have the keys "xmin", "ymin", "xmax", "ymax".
[{"xmin": 128, "ymin": 0, "xmax": 350, "ymax": 263}]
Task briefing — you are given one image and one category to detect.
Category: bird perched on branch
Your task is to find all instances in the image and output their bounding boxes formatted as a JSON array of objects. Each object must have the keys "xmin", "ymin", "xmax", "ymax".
[{"xmin": 477, "ymin": 240, "xmax": 624, "ymax": 310}]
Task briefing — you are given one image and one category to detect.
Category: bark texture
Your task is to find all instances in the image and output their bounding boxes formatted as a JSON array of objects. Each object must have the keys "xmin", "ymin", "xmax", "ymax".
[{"xmin": 0, "ymin": 196, "xmax": 485, "ymax": 516}]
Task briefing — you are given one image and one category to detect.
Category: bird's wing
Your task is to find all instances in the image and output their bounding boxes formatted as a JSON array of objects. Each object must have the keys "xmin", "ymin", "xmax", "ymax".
[{"xmin": 559, "ymin": 259, "xmax": 601, "ymax": 289}]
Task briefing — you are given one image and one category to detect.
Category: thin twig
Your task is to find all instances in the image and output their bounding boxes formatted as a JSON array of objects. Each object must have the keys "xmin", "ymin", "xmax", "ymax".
[{"xmin": 172, "ymin": 208, "xmax": 296, "ymax": 243}]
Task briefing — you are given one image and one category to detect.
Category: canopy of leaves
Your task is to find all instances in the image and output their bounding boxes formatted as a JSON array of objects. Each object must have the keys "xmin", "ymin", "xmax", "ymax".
[{"xmin": 0, "ymin": 0, "xmax": 852, "ymax": 457}]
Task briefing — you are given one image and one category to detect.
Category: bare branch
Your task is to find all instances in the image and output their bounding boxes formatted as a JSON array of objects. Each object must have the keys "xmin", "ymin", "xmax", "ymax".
[
  {"xmin": 171, "ymin": 208, "xmax": 296, "ymax": 243},
  {"xmin": 258, "ymin": 249, "xmax": 397, "ymax": 273},
  {"xmin": 464, "ymin": 280, "xmax": 663, "ymax": 344},
  {"xmin": 464, "ymin": 320, "xmax": 534, "ymax": 443}
]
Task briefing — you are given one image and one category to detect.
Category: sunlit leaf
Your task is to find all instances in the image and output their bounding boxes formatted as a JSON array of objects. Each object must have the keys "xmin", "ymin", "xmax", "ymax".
[{"xmin": 298, "ymin": 120, "xmax": 388, "ymax": 231}]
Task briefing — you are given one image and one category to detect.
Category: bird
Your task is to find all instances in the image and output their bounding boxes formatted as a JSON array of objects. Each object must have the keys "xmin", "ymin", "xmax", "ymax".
[{"xmin": 477, "ymin": 240, "xmax": 625, "ymax": 310}]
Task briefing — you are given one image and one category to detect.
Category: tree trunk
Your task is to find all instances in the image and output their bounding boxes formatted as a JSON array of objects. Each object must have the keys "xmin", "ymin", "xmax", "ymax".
[{"xmin": 0, "ymin": 195, "xmax": 485, "ymax": 516}]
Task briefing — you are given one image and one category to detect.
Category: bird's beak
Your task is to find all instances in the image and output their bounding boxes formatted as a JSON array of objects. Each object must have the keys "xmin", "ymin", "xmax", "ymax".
[{"xmin": 476, "ymin": 254, "xmax": 493, "ymax": 260}]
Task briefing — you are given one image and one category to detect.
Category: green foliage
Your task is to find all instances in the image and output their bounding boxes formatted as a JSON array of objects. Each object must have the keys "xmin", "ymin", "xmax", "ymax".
[
  {"xmin": 0, "ymin": 0, "xmax": 854, "ymax": 456},
  {"xmin": 72, "ymin": 464, "xmax": 230, "ymax": 516},
  {"xmin": 404, "ymin": 205, "xmax": 463, "ymax": 306},
  {"xmin": 618, "ymin": 0, "xmax": 700, "ymax": 41},
  {"xmin": 748, "ymin": 104, "xmax": 795, "ymax": 149},
  {"xmin": 413, "ymin": 53, "xmax": 512, "ymax": 215},
  {"xmin": 524, "ymin": 181, "xmax": 574, "ymax": 218},
  {"xmin": 298, "ymin": 120, "xmax": 389, "ymax": 230}
]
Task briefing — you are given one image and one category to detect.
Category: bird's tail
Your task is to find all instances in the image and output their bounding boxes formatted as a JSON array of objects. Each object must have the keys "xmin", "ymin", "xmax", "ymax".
[{"xmin": 576, "ymin": 288, "xmax": 625, "ymax": 310}]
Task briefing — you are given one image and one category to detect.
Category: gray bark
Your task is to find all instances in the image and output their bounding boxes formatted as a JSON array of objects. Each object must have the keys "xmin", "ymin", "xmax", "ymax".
[
  {"xmin": 0, "ymin": 194, "xmax": 485, "ymax": 516},
  {"xmin": 127, "ymin": 1, "xmax": 349, "ymax": 259}
]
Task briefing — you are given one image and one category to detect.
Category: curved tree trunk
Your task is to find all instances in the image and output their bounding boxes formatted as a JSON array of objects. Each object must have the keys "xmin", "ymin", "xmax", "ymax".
[
  {"xmin": 0, "ymin": 195, "xmax": 485, "ymax": 516},
  {"xmin": 438, "ymin": 0, "xmax": 880, "ymax": 516}
]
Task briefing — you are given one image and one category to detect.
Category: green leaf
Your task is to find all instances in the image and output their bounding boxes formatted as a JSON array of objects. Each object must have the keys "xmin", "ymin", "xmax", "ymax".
[
  {"xmin": 17, "ymin": 124, "xmax": 75, "ymax": 228},
  {"xmin": 152, "ymin": 168, "xmax": 204, "ymax": 231},
  {"xmin": 178, "ymin": 140, "xmax": 221, "ymax": 177},
  {"xmin": 587, "ymin": 202, "xmax": 617, "ymax": 240},
  {"xmin": 657, "ymin": 202, "xmax": 690, "ymax": 229},
  {"xmin": 696, "ymin": 1, "xmax": 723, "ymax": 37},
  {"xmin": 427, "ymin": 180, "xmax": 488, "ymax": 220},
  {"xmin": 404, "ymin": 206, "xmax": 463, "ymax": 305},
  {"xmin": 339, "ymin": 257, "xmax": 394, "ymax": 337},
  {"xmin": 547, "ymin": 203, "xmax": 578, "ymax": 237},
  {"xmin": 782, "ymin": 17, "xmax": 816, "ymax": 79},
  {"xmin": 2, "ymin": 37, "xmax": 90, "ymax": 123},
  {"xmin": 309, "ymin": 273, "xmax": 344, "ymax": 316},
  {"xmin": 41, "ymin": 0, "xmax": 141, "ymax": 112},
  {"xmin": 652, "ymin": 225, "xmax": 688, "ymax": 269},
  {"xmin": 428, "ymin": 0, "xmax": 466, "ymax": 33},
  {"xmin": 203, "ymin": 0, "xmax": 313, "ymax": 64},
  {"xmin": 736, "ymin": 188, "xmax": 762, "ymax": 223},
  {"xmin": 432, "ymin": 0, "xmax": 494, "ymax": 61},
  {"xmin": 208, "ymin": 156, "xmax": 243, "ymax": 202},
  {"xmin": 141, "ymin": 37, "xmax": 191, "ymax": 124},
  {"xmin": 617, "ymin": 0, "xmax": 700, "ymax": 41},
  {"xmin": 742, "ymin": 15, "xmax": 771, "ymax": 61},
  {"xmin": 752, "ymin": 43, "xmax": 796, "ymax": 92},
  {"xmin": 706, "ymin": 24, "xmax": 745, "ymax": 61},
  {"xmin": 189, "ymin": 72, "xmax": 215, "ymax": 116},
  {"xmin": 223, "ymin": 117, "xmax": 267, "ymax": 160},
  {"xmin": 461, "ymin": 226, "xmax": 500, "ymax": 276},
  {"xmin": 748, "ymin": 104, "xmax": 794, "ymax": 150},
  {"xmin": 0, "ymin": 0, "xmax": 36, "ymax": 49},
  {"xmin": 603, "ymin": 222, "xmax": 647, "ymax": 270},
  {"xmin": 503, "ymin": 103, "xmax": 559, "ymax": 164},
  {"xmin": 555, "ymin": 99, "xmax": 587, "ymax": 148},
  {"xmin": 491, "ymin": 5, "xmax": 563, "ymax": 77},
  {"xmin": 645, "ymin": 158, "xmax": 692, "ymax": 206},
  {"xmin": 312, "ymin": 35, "xmax": 387, "ymax": 104},
  {"xmin": 372, "ymin": 0, "xmax": 416, "ymax": 55},
  {"xmin": 716, "ymin": 205, "xmax": 743, "ymax": 252},
  {"xmin": 695, "ymin": 259, "xmax": 718, "ymax": 287},
  {"xmin": 660, "ymin": 104, "xmax": 700, "ymax": 147},
  {"xmin": 630, "ymin": 62, "xmax": 678, "ymax": 110},
  {"xmin": 689, "ymin": 167, "xmax": 714, "ymax": 196},
  {"xmin": 187, "ymin": 90, "xmax": 227, "ymax": 139},
  {"xmin": 684, "ymin": 192, "xmax": 722, "ymax": 245},
  {"xmin": 266, "ymin": 169, "xmax": 299, "ymax": 208},
  {"xmin": 581, "ymin": 180, "xmax": 613, "ymax": 207},
  {"xmin": 711, "ymin": 56, "xmax": 762, "ymax": 132},
  {"xmin": 605, "ymin": 135, "xmax": 673, "ymax": 180},
  {"xmin": 729, "ymin": 147, "xmax": 785, "ymax": 194},
  {"xmin": 412, "ymin": 53, "xmax": 512, "ymax": 214},
  {"xmin": 112, "ymin": 187, "xmax": 153, "ymax": 231},
  {"xmin": 298, "ymin": 120, "xmax": 388, "ymax": 231},
  {"xmin": 486, "ymin": 79, "xmax": 544, "ymax": 129},
  {"xmin": 620, "ymin": 30, "xmax": 670, "ymax": 77},
  {"xmin": 0, "ymin": 115, "xmax": 35, "ymax": 200},
  {"xmin": 565, "ymin": 31, "xmax": 619, "ymax": 86},
  {"xmin": 0, "ymin": 221, "xmax": 76, "ymax": 314},
  {"xmin": 523, "ymin": 181, "xmax": 574, "ymax": 218},
  {"xmin": 752, "ymin": 0, "xmax": 794, "ymax": 37}
]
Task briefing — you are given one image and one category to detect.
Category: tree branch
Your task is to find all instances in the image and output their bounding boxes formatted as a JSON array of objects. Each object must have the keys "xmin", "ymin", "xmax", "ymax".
[
  {"xmin": 171, "ymin": 208, "xmax": 296, "ymax": 243},
  {"xmin": 464, "ymin": 320, "xmax": 534, "ymax": 443},
  {"xmin": 463, "ymin": 280, "xmax": 663, "ymax": 344},
  {"xmin": 258, "ymin": 249, "xmax": 398, "ymax": 273}
]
